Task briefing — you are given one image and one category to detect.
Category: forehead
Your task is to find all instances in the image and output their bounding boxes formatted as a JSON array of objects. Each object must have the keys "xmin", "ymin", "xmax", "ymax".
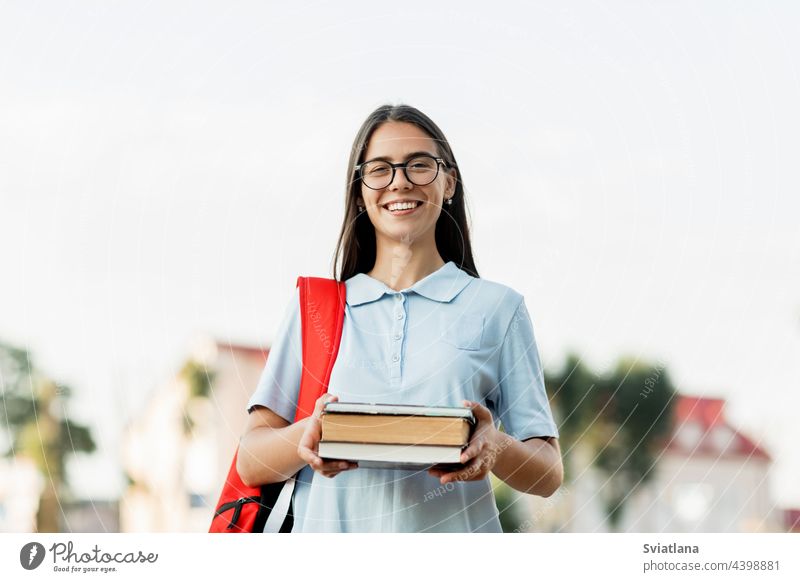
[{"xmin": 364, "ymin": 121, "xmax": 438, "ymax": 160}]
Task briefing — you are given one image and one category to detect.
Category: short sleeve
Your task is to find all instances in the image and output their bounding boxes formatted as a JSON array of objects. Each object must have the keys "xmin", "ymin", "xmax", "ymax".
[
  {"xmin": 490, "ymin": 298, "xmax": 559, "ymax": 441},
  {"xmin": 245, "ymin": 286, "xmax": 303, "ymax": 423}
]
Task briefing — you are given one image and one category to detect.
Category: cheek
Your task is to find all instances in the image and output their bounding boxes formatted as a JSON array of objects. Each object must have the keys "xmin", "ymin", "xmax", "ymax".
[
  {"xmin": 422, "ymin": 187, "xmax": 446, "ymax": 209},
  {"xmin": 359, "ymin": 187, "xmax": 378, "ymax": 207},
  {"xmin": 426, "ymin": 203, "xmax": 444, "ymax": 221}
]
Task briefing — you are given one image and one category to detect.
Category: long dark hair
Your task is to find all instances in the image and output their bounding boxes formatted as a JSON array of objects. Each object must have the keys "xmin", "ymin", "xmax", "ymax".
[{"xmin": 331, "ymin": 104, "xmax": 480, "ymax": 281}]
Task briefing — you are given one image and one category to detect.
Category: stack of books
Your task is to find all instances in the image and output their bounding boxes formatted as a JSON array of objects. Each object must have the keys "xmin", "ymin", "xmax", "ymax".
[{"xmin": 318, "ymin": 402, "xmax": 475, "ymax": 470}]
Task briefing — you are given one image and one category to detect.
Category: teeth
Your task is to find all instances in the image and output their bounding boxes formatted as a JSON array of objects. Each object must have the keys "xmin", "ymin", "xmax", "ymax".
[{"xmin": 385, "ymin": 201, "xmax": 421, "ymax": 211}]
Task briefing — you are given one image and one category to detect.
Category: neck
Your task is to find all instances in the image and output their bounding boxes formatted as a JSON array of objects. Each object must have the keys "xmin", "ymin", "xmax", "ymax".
[{"xmin": 367, "ymin": 240, "xmax": 446, "ymax": 291}]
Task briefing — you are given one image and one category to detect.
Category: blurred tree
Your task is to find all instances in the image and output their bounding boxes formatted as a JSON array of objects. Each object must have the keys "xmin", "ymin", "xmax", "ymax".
[
  {"xmin": 0, "ymin": 340, "xmax": 96, "ymax": 532},
  {"xmin": 546, "ymin": 353, "xmax": 676, "ymax": 530},
  {"xmin": 492, "ymin": 477, "xmax": 525, "ymax": 532},
  {"xmin": 594, "ymin": 357, "xmax": 676, "ymax": 529},
  {"xmin": 180, "ymin": 359, "xmax": 214, "ymax": 400},
  {"xmin": 178, "ymin": 358, "xmax": 215, "ymax": 435},
  {"xmin": 545, "ymin": 352, "xmax": 603, "ymax": 482}
]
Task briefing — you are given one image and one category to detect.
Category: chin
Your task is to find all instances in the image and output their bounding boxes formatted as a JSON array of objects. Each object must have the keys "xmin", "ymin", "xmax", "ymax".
[{"xmin": 377, "ymin": 224, "xmax": 429, "ymax": 244}]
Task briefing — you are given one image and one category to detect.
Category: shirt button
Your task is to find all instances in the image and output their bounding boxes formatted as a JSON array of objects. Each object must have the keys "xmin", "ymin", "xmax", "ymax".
[
  {"xmin": 396, "ymin": 312, "xmax": 404, "ymax": 320},
  {"xmin": 392, "ymin": 354, "xmax": 400, "ymax": 362},
  {"xmin": 394, "ymin": 333, "xmax": 402, "ymax": 341}
]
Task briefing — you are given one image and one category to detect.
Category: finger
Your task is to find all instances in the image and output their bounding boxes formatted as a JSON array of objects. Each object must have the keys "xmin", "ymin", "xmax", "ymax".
[
  {"xmin": 439, "ymin": 458, "xmax": 482, "ymax": 484},
  {"xmin": 315, "ymin": 393, "xmax": 338, "ymax": 417},
  {"xmin": 297, "ymin": 436, "xmax": 318, "ymax": 458},
  {"xmin": 459, "ymin": 437, "xmax": 486, "ymax": 464},
  {"xmin": 297, "ymin": 428, "xmax": 315, "ymax": 450},
  {"xmin": 309, "ymin": 456, "xmax": 348, "ymax": 473},
  {"xmin": 459, "ymin": 440, "xmax": 479, "ymax": 464},
  {"xmin": 429, "ymin": 458, "xmax": 469, "ymax": 475},
  {"xmin": 428, "ymin": 467, "xmax": 444, "ymax": 478},
  {"xmin": 321, "ymin": 469, "xmax": 351, "ymax": 479},
  {"xmin": 319, "ymin": 462, "xmax": 358, "ymax": 478},
  {"xmin": 428, "ymin": 463, "xmax": 456, "ymax": 476},
  {"xmin": 297, "ymin": 447, "xmax": 322, "ymax": 468},
  {"xmin": 463, "ymin": 399, "xmax": 491, "ymax": 422},
  {"xmin": 317, "ymin": 459, "xmax": 354, "ymax": 472}
]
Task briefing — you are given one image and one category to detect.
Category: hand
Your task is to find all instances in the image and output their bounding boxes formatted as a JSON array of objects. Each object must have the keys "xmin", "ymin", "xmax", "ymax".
[
  {"xmin": 297, "ymin": 393, "xmax": 358, "ymax": 478},
  {"xmin": 427, "ymin": 400, "xmax": 504, "ymax": 485}
]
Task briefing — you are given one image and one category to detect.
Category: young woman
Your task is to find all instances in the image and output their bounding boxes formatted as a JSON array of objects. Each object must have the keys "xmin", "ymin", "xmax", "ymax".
[{"xmin": 237, "ymin": 104, "xmax": 563, "ymax": 532}]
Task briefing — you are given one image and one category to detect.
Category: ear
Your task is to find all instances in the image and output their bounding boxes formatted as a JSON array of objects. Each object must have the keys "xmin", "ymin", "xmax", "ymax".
[{"xmin": 445, "ymin": 167, "xmax": 458, "ymax": 195}]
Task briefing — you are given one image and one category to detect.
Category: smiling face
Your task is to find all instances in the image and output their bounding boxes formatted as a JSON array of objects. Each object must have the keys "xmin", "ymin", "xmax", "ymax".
[{"xmin": 356, "ymin": 121, "xmax": 457, "ymax": 247}]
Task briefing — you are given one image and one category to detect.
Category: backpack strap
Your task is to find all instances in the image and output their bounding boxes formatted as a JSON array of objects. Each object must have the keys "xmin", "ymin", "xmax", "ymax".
[
  {"xmin": 293, "ymin": 276, "xmax": 347, "ymax": 422},
  {"xmin": 262, "ymin": 276, "xmax": 345, "ymax": 534},
  {"xmin": 211, "ymin": 276, "xmax": 346, "ymax": 534}
]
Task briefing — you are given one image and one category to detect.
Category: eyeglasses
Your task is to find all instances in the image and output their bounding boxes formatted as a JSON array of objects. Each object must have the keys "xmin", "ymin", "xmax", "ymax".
[{"xmin": 355, "ymin": 154, "xmax": 450, "ymax": 190}]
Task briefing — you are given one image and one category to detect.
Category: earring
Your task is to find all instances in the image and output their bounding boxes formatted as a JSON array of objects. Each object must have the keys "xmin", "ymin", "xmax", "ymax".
[
  {"xmin": 445, "ymin": 197, "xmax": 453, "ymax": 206},
  {"xmin": 357, "ymin": 205, "xmax": 365, "ymax": 213}
]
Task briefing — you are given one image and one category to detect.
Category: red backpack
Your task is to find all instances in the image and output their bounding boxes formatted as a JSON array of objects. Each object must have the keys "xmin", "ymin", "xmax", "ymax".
[{"xmin": 209, "ymin": 276, "xmax": 346, "ymax": 533}]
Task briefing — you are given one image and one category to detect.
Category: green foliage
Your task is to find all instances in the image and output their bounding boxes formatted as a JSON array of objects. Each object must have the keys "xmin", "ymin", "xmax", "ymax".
[
  {"xmin": 60, "ymin": 417, "xmax": 96, "ymax": 457},
  {"xmin": 492, "ymin": 478, "xmax": 525, "ymax": 532},
  {"xmin": 178, "ymin": 359, "xmax": 215, "ymax": 437},
  {"xmin": 2, "ymin": 393, "xmax": 37, "ymax": 428},
  {"xmin": 180, "ymin": 359, "xmax": 215, "ymax": 399},
  {"xmin": 544, "ymin": 353, "xmax": 601, "ymax": 481},
  {"xmin": 546, "ymin": 352, "xmax": 676, "ymax": 530},
  {"xmin": 0, "ymin": 339, "xmax": 97, "ymax": 531}
]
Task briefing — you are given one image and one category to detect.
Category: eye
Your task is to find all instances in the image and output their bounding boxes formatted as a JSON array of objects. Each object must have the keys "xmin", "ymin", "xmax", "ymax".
[
  {"xmin": 364, "ymin": 163, "xmax": 390, "ymax": 176},
  {"xmin": 407, "ymin": 157, "xmax": 437, "ymax": 170}
]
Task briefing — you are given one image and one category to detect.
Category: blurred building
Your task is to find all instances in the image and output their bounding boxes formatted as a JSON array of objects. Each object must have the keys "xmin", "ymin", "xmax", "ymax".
[
  {"xmin": 62, "ymin": 499, "xmax": 120, "ymax": 532},
  {"xmin": 121, "ymin": 344, "xmax": 789, "ymax": 533},
  {"xmin": 120, "ymin": 336, "xmax": 268, "ymax": 532},
  {"xmin": 784, "ymin": 508, "xmax": 800, "ymax": 533},
  {"xmin": 0, "ymin": 456, "xmax": 43, "ymax": 532},
  {"xmin": 621, "ymin": 395, "xmax": 778, "ymax": 532},
  {"xmin": 525, "ymin": 394, "xmax": 782, "ymax": 532},
  {"xmin": 0, "ymin": 453, "xmax": 119, "ymax": 533}
]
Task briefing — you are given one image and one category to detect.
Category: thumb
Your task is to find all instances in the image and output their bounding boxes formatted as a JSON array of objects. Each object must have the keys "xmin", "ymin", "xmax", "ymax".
[
  {"xmin": 463, "ymin": 399, "xmax": 486, "ymax": 419},
  {"xmin": 315, "ymin": 393, "xmax": 337, "ymax": 415}
]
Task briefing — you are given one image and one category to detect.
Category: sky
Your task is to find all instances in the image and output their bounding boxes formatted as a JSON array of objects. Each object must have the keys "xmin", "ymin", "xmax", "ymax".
[{"xmin": 1, "ymin": 1, "xmax": 799, "ymax": 509}]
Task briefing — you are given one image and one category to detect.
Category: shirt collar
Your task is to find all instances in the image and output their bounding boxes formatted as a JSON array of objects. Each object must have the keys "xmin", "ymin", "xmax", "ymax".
[{"xmin": 345, "ymin": 261, "xmax": 473, "ymax": 306}]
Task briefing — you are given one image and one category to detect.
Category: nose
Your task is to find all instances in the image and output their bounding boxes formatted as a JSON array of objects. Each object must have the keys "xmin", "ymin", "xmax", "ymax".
[{"xmin": 388, "ymin": 166, "xmax": 413, "ymax": 190}]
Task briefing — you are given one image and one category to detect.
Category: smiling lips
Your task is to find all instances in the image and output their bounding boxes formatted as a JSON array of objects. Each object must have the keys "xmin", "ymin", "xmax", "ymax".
[{"xmin": 383, "ymin": 200, "xmax": 424, "ymax": 215}]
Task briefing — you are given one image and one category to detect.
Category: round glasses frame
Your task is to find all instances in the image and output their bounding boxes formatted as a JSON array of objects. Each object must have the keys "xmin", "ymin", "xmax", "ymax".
[{"xmin": 354, "ymin": 155, "xmax": 451, "ymax": 190}]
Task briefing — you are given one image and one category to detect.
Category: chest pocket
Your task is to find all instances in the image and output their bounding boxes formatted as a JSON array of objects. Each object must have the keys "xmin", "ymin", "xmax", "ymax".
[{"xmin": 440, "ymin": 313, "xmax": 484, "ymax": 351}]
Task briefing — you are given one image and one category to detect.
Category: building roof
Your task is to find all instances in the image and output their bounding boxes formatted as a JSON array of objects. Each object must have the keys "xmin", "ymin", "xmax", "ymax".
[
  {"xmin": 665, "ymin": 395, "xmax": 771, "ymax": 462},
  {"xmin": 785, "ymin": 508, "xmax": 800, "ymax": 533},
  {"xmin": 214, "ymin": 340, "xmax": 270, "ymax": 363}
]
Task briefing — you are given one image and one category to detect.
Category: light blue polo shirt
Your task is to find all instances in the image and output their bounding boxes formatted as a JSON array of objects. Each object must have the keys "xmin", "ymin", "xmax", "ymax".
[{"xmin": 245, "ymin": 260, "xmax": 559, "ymax": 532}]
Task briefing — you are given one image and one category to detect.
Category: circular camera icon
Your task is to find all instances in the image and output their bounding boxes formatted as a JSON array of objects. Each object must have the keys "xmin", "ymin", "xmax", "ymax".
[{"xmin": 20, "ymin": 542, "xmax": 46, "ymax": 570}]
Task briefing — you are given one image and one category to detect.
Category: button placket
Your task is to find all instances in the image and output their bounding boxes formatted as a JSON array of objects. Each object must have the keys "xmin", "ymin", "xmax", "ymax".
[{"xmin": 390, "ymin": 292, "xmax": 406, "ymax": 380}]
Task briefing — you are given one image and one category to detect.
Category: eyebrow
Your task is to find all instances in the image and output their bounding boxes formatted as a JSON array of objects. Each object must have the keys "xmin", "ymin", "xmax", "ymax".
[{"xmin": 362, "ymin": 151, "xmax": 437, "ymax": 164}]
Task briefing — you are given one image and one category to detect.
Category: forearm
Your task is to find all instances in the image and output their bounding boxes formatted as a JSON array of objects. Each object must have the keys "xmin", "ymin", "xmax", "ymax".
[
  {"xmin": 237, "ymin": 417, "xmax": 311, "ymax": 486},
  {"xmin": 491, "ymin": 432, "xmax": 563, "ymax": 496}
]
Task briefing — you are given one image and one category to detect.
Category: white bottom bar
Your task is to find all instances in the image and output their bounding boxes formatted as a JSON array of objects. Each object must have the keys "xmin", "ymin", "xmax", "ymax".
[{"xmin": 2, "ymin": 533, "xmax": 799, "ymax": 581}]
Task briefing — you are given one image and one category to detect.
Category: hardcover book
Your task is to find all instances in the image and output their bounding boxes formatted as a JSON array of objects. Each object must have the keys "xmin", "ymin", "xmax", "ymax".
[{"xmin": 318, "ymin": 402, "xmax": 475, "ymax": 470}]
